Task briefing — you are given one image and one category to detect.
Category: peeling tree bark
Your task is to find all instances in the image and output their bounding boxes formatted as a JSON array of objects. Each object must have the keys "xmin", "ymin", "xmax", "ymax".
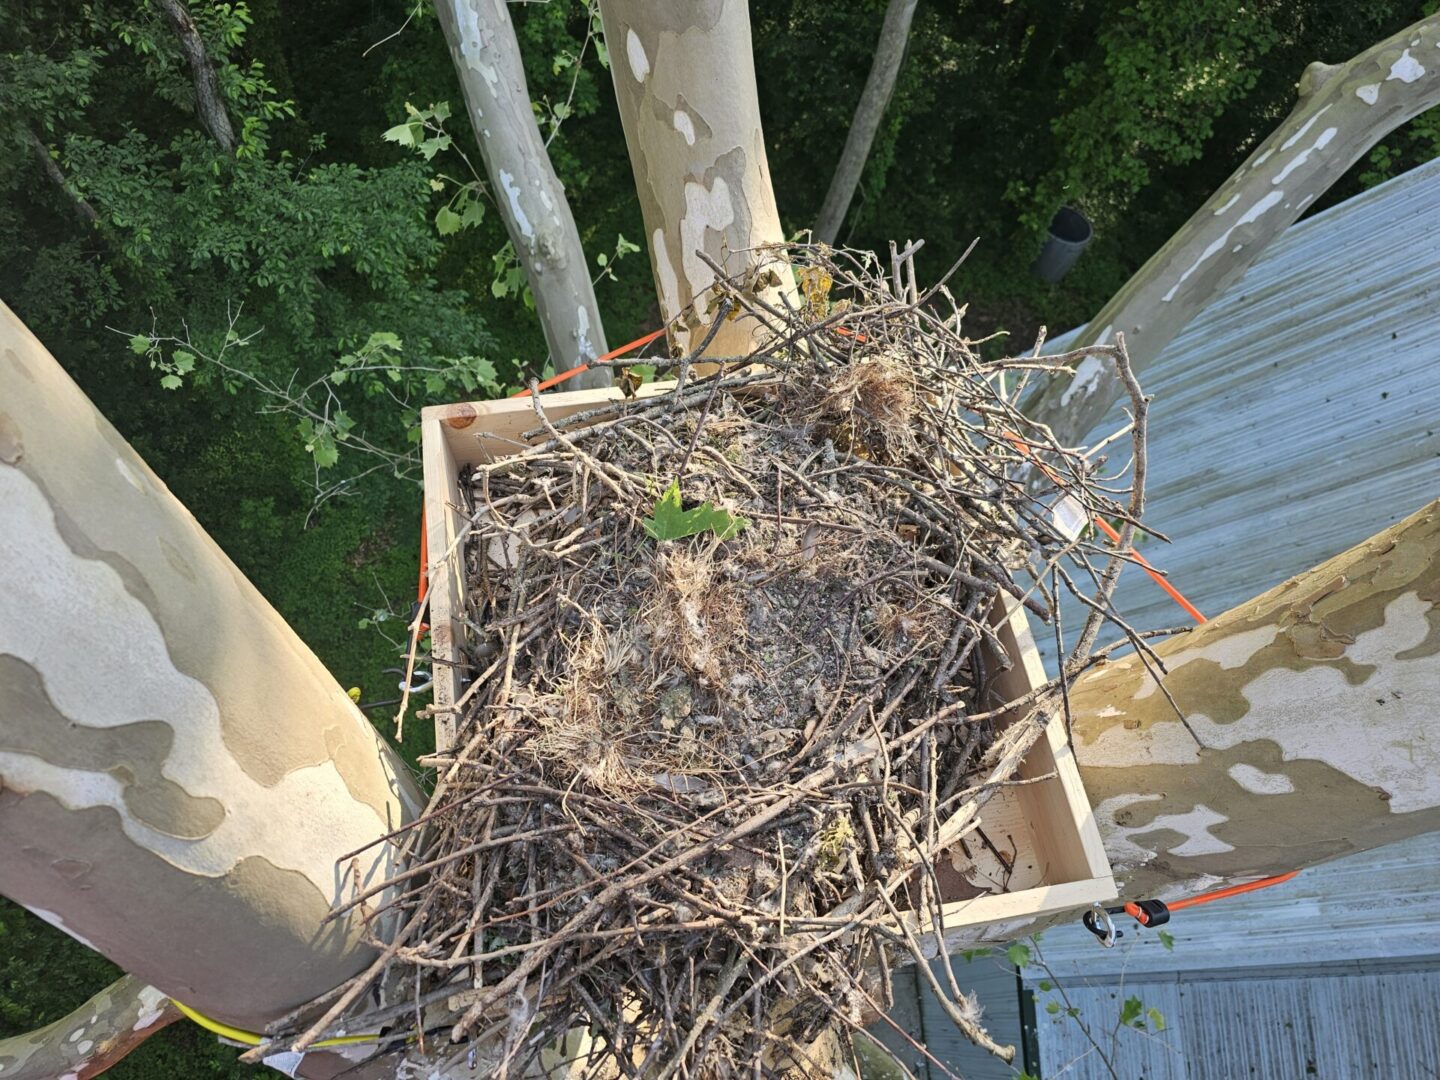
[
  {"xmin": 435, "ymin": 0, "xmax": 612, "ymax": 390},
  {"xmin": 0, "ymin": 302, "xmax": 423, "ymax": 1051},
  {"xmin": 0, "ymin": 976, "xmax": 179, "ymax": 1080},
  {"xmin": 1071, "ymin": 500, "xmax": 1440, "ymax": 902},
  {"xmin": 1025, "ymin": 14, "xmax": 1440, "ymax": 451},
  {"xmin": 154, "ymin": 0, "xmax": 238, "ymax": 153},
  {"xmin": 812, "ymin": 0, "xmax": 919, "ymax": 246},
  {"xmin": 596, "ymin": 0, "xmax": 796, "ymax": 359}
]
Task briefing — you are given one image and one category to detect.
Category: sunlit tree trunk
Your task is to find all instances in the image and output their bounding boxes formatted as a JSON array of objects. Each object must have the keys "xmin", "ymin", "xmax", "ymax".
[
  {"xmin": 595, "ymin": 0, "xmax": 796, "ymax": 359},
  {"xmin": 812, "ymin": 0, "xmax": 919, "ymax": 245},
  {"xmin": 0, "ymin": 301, "xmax": 423, "ymax": 1074},
  {"xmin": 1071, "ymin": 500, "xmax": 1440, "ymax": 901},
  {"xmin": 1025, "ymin": 13, "xmax": 1440, "ymax": 450},
  {"xmin": 435, "ymin": 0, "xmax": 613, "ymax": 390},
  {"xmin": 0, "ymin": 976, "xmax": 178, "ymax": 1080}
]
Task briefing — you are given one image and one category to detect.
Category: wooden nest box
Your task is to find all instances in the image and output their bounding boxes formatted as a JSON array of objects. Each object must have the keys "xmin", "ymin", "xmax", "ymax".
[{"xmin": 421, "ymin": 383, "xmax": 1116, "ymax": 945}]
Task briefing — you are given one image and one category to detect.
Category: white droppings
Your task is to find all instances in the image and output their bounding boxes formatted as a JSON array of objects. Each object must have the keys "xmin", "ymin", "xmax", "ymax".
[
  {"xmin": 24, "ymin": 907, "xmax": 99, "ymax": 951},
  {"xmin": 625, "ymin": 29, "xmax": 649, "ymax": 82},
  {"xmin": 1232, "ymin": 244, "xmax": 1243, "ymax": 252},
  {"xmin": 673, "ymin": 109, "xmax": 696, "ymax": 146},
  {"xmin": 0, "ymin": 471, "xmax": 397, "ymax": 898},
  {"xmin": 1387, "ymin": 48, "xmax": 1426, "ymax": 83},
  {"xmin": 1161, "ymin": 189, "xmax": 1284, "ymax": 301},
  {"xmin": 68, "ymin": 1028, "xmax": 85, "ymax": 1042},
  {"xmin": 1228, "ymin": 763, "xmax": 1296, "ymax": 795},
  {"xmin": 1271, "ymin": 127, "xmax": 1337, "ymax": 185},
  {"xmin": 1249, "ymin": 148, "xmax": 1274, "ymax": 169},
  {"xmin": 114, "ymin": 457, "xmax": 145, "ymax": 492},
  {"xmin": 497, "ymin": 170, "xmax": 533, "ymax": 241},
  {"xmin": 1094, "ymin": 795, "xmax": 1235, "ymax": 867},
  {"xmin": 76, "ymin": 1041, "xmax": 93, "ymax": 1056},
  {"xmin": 133, "ymin": 985, "xmax": 170, "ymax": 1032},
  {"xmin": 1213, "ymin": 192, "xmax": 1241, "ymax": 215},
  {"xmin": 1356, "ymin": 83, "xmax": 1381, "ymax": 105}
]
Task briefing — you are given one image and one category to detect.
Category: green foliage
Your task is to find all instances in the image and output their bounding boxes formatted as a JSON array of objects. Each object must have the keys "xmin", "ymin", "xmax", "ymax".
[
  {"xmin": 1158, "ymin": 928, "xmax": 1176, "ymax": 951},
  {"xmin": 643, "ymin": 481, "xmax": 749, "ymax": 542},
  {"xmin": 1006, "ymin": 941, "xmax": 1033, "ymax": 968}
]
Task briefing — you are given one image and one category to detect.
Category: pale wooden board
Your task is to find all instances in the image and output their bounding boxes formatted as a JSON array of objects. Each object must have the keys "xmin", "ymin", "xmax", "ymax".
[{"xmin": 420, "ymin": 384, "xmax": 1116, "ymax": 932}]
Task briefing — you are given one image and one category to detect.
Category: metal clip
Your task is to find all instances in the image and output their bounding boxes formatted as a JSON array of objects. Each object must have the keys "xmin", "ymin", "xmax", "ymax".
[{"xmin": 1083, "ymin": 902, "xmax": 1119, "ymax": 948}]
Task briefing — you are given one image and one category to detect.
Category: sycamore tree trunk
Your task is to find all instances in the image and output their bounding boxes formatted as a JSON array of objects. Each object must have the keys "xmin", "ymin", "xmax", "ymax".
[
  {"xmin": 0, "ymin": 976, "xmax": 179, "ymax": 1080},
  {"xmin": 0, "ymin": 301, "xmax": 423, "ymax": 1077},
  {"xmin": 435, "ymin": 0, "xmax": 612, "ymax": 390},
  {"xmin": 812, "ymin": 0, "xmax": 920, "ymax": 245},
  {"xmin": 1071, "ymin": 500, "xmax": 1440, "ymax": 901},
  {"xmin": 595, "ymin": 0, "xmax": 796, "ymax": 359},
  {"xmin": 1025, "ymin": 13, "xmax": 1440, "ymax": 450}
]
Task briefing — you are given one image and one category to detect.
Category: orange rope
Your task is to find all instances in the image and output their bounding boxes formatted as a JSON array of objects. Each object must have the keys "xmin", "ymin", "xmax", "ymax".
[{"xmin": 513, "ymin": 327, "xmax": 668, "ymax": 398}]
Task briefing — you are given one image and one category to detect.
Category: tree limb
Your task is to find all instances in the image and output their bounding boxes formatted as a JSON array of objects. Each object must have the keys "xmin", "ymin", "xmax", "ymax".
[
  {"xmin": 26, "ymin": 129, "xmax": 99, "ymax": 224},
  {"xmin": 813, "ymin": 0, "xmax": 920, "ymax": 245},
  {"xmin": 0, "ymin": 975, "xmax": 179, "ymax": 1080},
  {"xmin": 1025, "ymin": 13, "xmax": 1440, "ymax": 450},
  {"xmin": 1071, "ymin": 499, "xmax": 1440, "ymax": 899},
  {"xmin": 154, "ymin": 0, "xmax": 238, "ymax": 153},
  {"xmin": 436, "ymin": 0, "xmax": 612, "ymax": 389}
]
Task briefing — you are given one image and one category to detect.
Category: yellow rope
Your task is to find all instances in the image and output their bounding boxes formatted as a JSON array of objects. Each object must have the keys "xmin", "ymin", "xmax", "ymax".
[{"xmin": 170, "ymin": 998, "xmax": 379, "ymax": 1049}]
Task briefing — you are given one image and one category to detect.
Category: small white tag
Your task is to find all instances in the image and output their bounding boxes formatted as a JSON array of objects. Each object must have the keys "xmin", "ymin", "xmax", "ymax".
[{"xmin": 1051, "ymin": 495, "xmax": 1087, "ymax": 541}]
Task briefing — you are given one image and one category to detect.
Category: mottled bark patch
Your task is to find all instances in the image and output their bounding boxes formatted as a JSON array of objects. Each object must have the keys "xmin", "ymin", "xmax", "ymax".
[{"xmin": 0, "ymin": 654, "xmax": 225, "ymax": 839}]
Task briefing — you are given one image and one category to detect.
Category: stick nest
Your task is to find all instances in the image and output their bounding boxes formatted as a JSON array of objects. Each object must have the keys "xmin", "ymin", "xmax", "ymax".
[{"xmin": 298, "ymin": 245, "xmax": 1158, "ymax": 1078}]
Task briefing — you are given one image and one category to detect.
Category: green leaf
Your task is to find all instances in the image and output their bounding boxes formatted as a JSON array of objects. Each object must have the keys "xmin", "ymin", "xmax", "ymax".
[
  {"xmin": 1146, "ymin": 1007, "xmax": 1166, "ymax": 1032},
  {"xmin": 460, "ymin": 194, "xmax": 485, "ymax": 229},
  {"xmin": 436, "ymin": 205, "xmax": 463, "ymax": 236},
  {"xmin": 159, "ymin": 373, "xmax": 183, "ymax": 390},
  {"xmin": 333, "ymin": 409, "xmax": 355, "ymax": 440},
  {"xmin": 172, "ymin": 350, "xmax": 195, "ymax": 374},
  {"xmin": 311, "ymin": 433, "xmax": 339, "ymax": 468},
  {"xmin": 1045, "ymin": 1001, "xmax": 1061, "ymax": 1015},
  {"xmin": 1006, "ymin": 943, "xmax": 1032, "ymax": 968},
  {"xmin": 129, "ymin": 334, "xmax": 150, "ymax": 355},
  {"xmin": 1119, "ymin": 995, "xmax": 1144, "ymax": 1028},
  {"xmin": 642, "ymin": 480, "xmax": 748, "ymax": 542},
  {"xmin": 1158, "ymin": 929, "xmax": 1175, "ymax": 952},
  {"xmin": 363, "ymin": 332, "xmax": 402, "ymax": 352},
  {"xmin": 382, "ymin": 121, "xmax": 417, "ymax": 147},
  {"xmin": 418, "ymin": 134, "xmax": 452, "ymax": 161},
  {"xmin": 1038, "ymin": 980, "xmax": 1053, "ymax": 992},
  {"xmin": 432, "ymin": 100, "xmax": 451, "ymax": 121}
]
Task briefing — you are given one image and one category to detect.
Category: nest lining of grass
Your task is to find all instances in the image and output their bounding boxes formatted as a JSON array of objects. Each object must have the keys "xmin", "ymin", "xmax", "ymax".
[{"xmin": 279, "ymin": 245, "xmax": 1161, "ymax": 1078}]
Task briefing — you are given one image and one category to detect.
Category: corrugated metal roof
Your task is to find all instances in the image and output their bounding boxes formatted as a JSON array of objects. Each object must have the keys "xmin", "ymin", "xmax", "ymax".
[
  {"xmin": 1019, "ymin": 160, "xmax": 1440, "ymax": 1080},
  {"xmin": 1043, "ymin": 156, "xmax": 1440, "ymax": 653},
  {"xmin": 1023, "ymin": 832, "xmax": 1440, "ymax": 980},
  {"xmin": 1030, "ymin": 961, "xmax": 1440, "ymax": 1080}
]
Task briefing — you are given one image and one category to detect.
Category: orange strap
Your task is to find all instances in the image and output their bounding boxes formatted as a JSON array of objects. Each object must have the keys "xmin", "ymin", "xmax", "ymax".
[{"xmin": 512, "ymin": 327, "xmax": 668, "ymax": 398}]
